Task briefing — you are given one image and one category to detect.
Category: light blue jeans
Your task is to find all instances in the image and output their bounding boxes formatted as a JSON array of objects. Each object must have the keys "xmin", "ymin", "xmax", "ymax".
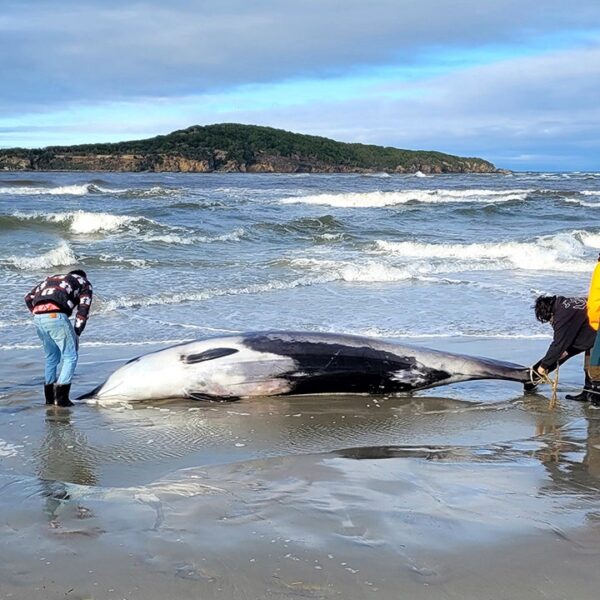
[{"xmin": 33, "ymin": 313, "xmax": 79, "ymax": 385}]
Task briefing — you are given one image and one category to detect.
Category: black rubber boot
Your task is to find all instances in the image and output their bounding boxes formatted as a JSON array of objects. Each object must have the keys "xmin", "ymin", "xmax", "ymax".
[
  {"xmin": 565, "ymin": 389, "xmax": 590, "ymax": 402},
  {"xmin": 55, "ymin": 384, "xmax": 74, "ymax": 407},
  {"xmin": 44, "ymin": 384, "xmax": 55, "ymax": 405}
]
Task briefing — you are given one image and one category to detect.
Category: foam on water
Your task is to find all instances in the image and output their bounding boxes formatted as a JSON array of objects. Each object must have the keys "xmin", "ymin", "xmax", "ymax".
[
  {"xmin": 289, "ymin": 258, "xmax": 413, "ymax": 282},
  {"xmin": 0, "ymin": 183, "xmax": 177, "ymax": 196},
  {"xmin": 12, "ymin": 210, "xmax": 144, "ymax": 233},
  {"xmin": 565, "ymin": 198, "xmax": 600, "ymax": 208},
  {"xmin": 374, "ymin": 230, "xmax": 598, "ymax": 272},
  {"xmin": 3, "ymin": 241, "xmax": 78, "ymax": 270},
  {"xmin": 95, "ymin": 275, "xmax": 333, "ymax": 312},
  {"xmin": 0, "ymin": 183, "xmax": 99, "ymax": 196},
  {"xmin": 281, "ymin": 189, "xmax": 530, "ymax": 207},
  {"xmin": 144, "ymin": 227, "xmax": 245, "ymax": 245},
  {"xmin": 0, "ymin": 440, "xmax": 22, "ymax": 458}
]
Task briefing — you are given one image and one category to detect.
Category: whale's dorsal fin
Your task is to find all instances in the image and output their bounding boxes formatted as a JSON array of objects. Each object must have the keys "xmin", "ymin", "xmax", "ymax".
[{"xmin": 181, "ymin": 347, "xmax": 239, "ymax": 364}]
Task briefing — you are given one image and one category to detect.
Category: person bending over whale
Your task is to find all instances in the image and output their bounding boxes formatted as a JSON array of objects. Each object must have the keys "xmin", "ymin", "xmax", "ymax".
[
  {"xmin": 532, "ymin": 295, "xmax": 597, "ymax": 401},
  {"xmin": 25, "ymin": 270, "xmax": 93, "ymax": 407}
]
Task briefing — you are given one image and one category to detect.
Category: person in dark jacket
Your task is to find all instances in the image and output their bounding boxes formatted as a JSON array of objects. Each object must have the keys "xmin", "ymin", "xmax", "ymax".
[
  {"xmin": 532, "ymin": 295, "xmax": 597, "ymax": 401},
  {"xmin": 25, "ymin": 270, "xmax": 93, "ymax": 407}
]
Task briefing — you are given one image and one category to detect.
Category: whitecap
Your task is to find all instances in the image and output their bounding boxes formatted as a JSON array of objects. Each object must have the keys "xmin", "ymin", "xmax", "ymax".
[
  {"xmin": 0, "ymin": 183, "xmax": 96, "ymax": 196},
  {"xmin": 12, "ymin": 210, "xmax": 148, "ymax": 234},
  {"xmin": 564, "ymin": 199, "xmax": 600, "ymax": 208},
  {"xmin": 3, "ymin": 241, "xmax": 78, "ymax": 271},
  {"xmin": 289, "ymin": 258, "xmax": 413, "ymax": 283},
  {"xmin": 373, "ymin": 231, "xmax": 596, "ymax": 273},
  {"xmin": 280, "ymin": 189, "xmax": 530, "ymax": 208},
  {"xmin": 143, "ymin": 227, "xmax": 245, "ymax": 245},
  {"xmin": 94, "ymin": 276, "xmax": 331, "ymax": 312},
  {"xmin": 0, "ymin": 182, "xmax": 180, "ymax": 197}
]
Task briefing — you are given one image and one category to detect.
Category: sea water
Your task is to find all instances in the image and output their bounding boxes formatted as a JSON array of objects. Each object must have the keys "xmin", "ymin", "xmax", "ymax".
[{"xmin": 1, "ymin": 172, "xmax": 600, "ymax": 599}]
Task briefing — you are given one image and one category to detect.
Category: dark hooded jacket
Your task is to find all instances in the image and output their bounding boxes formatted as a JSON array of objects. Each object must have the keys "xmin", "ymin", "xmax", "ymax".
[{"xmin": 540, "ymin": 296, "xmax": 597, "ymax": 369}]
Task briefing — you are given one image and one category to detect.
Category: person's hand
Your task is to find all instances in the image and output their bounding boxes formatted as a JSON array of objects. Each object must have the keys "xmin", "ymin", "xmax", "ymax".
[{"xmin": 536, "ymin": 365, "xmax": 548, "ymax": 377}]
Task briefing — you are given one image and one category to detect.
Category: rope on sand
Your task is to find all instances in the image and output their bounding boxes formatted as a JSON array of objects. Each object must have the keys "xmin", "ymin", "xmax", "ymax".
[{"xmin": 530, "ymin": 365, "xmax": 560, "ymax": 409}]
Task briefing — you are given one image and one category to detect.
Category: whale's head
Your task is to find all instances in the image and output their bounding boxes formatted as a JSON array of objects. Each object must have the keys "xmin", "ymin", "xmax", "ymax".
[{"xmin": 79, "ymin": 336, "xmax": 296, "ymax": 403}]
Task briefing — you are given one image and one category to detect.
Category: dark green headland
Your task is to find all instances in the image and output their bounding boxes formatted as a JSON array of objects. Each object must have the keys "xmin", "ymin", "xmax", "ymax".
[{"xmin": 0, "ymin": 123, "xmax": 499, "ymax": 173}]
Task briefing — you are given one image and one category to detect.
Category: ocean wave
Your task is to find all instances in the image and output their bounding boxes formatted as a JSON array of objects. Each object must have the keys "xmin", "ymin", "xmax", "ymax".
[
  {"xmin": 280, "ymin": 189, "xmax": 530, "ymax": 208},
  {"xmin": 2, "ymin": 241, "xmax": 78, "ymax": 271},
  {"xmin": 3, "ymin": 210, "xmax": 244, "ymax": 246},
  {"xmin": 564, "ymin": 199, "xmax": 600, "ymax": 208},
  {"xmin": 373, "ymin": 230, "xmax": 598, "ymax": 272},
  {"xmin": 289, "ymin": 258, "xmax": 413, "ymax": 282},
  {"xmin": 143, "ymin": 227, "xmax": 245, "ymax": 245},
  {"xmin": 347, "ymin": 327, "xmax": 551, "ymax": 340},
  {"xmin": 0, "ymin": 183, "xmax": 101, "ymax": 196},
  {"xmin": 94, "ymin": 276, "xmax": 333, "ymax": 312},
  {"xmin": 96, "ymin": 254, "xmax": 153, "ymax": 268},
  {"xmin": 361, "ymin": 172, "xmax": 392, "ymax": 178},
  {"xmin": 0, "ymin": 183, "xmax": 179, "ymax": 197},
  {"xmin": 10, "ymin": 210, "xmax": 147, "ymax": 234},
  {"xmin": 0, "ymin": 338, "xmax": 197, "ymax": 351}
]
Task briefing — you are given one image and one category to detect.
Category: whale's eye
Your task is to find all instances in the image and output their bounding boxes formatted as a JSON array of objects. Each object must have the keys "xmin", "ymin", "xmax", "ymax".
[{"xmin": 181, "ymin": 347, "xmax": 239, "ymax": 364}]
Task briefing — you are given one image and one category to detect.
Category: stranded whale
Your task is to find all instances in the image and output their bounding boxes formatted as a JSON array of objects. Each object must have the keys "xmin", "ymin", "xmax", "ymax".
[{"xmin": 79, "ymin": 331, "xmax": 531, "ymax": 403}]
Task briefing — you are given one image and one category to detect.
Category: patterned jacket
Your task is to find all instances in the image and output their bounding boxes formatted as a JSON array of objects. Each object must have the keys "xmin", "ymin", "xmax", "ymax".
[{"xmin": 25, "ymin": 273, "xmax": 93, "ymax": 335}]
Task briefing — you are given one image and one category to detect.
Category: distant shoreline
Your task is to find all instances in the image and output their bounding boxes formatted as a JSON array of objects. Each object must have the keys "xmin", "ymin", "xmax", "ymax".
[{"xmin": 0, "ymin": 123, "xmax": 501, "ymax": 174}]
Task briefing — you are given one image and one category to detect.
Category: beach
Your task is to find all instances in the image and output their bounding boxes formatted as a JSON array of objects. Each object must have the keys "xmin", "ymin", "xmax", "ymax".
[{"xmin": 1, "ymin": 172, "xmax": 600, "ymax": 598}]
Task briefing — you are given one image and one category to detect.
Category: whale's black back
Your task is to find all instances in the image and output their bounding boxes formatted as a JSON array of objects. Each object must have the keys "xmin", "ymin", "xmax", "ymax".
[{"xmin": 244, "ymin": 332, "xmax": 451, "ymax": 394}]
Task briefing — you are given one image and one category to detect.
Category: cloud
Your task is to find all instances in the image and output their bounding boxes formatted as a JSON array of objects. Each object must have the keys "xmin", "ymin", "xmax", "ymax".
[
  {"xmin": 2, "ymin": 1, "xmax": 600, "ymax": 168},
  {"xmin": 2, "ymin": 0, "xmax": 600, "ymax": 113}
]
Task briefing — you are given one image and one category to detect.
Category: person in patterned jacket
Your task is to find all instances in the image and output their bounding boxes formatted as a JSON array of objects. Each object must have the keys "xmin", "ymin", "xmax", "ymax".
[{"xmin": 25, "ymin": 269, "xmax": 93, "ymax": 407}]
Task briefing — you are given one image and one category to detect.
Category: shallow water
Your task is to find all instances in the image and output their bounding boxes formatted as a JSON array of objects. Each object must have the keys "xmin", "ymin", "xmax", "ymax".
[{"xmin": 1, "ymin": 172, "xmax": 600, "ymax": 598}]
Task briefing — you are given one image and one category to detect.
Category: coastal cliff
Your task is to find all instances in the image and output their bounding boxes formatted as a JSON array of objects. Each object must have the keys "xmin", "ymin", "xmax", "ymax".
[{"xmin": 0, "ymin": 123, "xmax": 499, "ymax": 173}]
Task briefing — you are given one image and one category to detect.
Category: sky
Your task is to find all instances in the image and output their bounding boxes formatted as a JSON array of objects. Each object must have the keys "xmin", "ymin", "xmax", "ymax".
[{"xmin": 1, "ymin": 0, "xmax": 600, "ymax": 171}]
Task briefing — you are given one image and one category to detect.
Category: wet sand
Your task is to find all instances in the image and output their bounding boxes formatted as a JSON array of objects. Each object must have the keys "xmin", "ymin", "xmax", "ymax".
[{"xmin": 1, "ymin": 338, "xmax": 600, "ymax": 599}]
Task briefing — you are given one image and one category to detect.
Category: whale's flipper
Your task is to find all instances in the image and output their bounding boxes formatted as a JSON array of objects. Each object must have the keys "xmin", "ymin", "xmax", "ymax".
[
  {"xmin": 182, "ymin": 348, "xmax": 238, "ymax": 364},
  {"xmin": 187, "ymin": 391, "xmax": 240, "ymax": 402}
]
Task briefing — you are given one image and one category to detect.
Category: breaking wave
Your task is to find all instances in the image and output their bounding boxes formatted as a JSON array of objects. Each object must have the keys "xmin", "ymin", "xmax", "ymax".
[
  {"xmin": 9, "ymin": 210, "xmax": 147, "ymax": 234},
  {"xmin": 0, "ymin": 183, "xmax": 178, "ymax": 197},
  {"xmin": 2, "ymin": 241, "xmax": 78, "ymax": 271},
  {"xmin": 288, "ymin": 258, "xmax": 413, "ymax": 283},
  {"xmin": 2, "ymin": 211, "xmax": 245, "ymax": 245},
  {"xmin": 280, "ymin": 189, "xmax": 530, "ymax": 207},
  {"xmin": 373, "ymin": 230, "xmax": 599, "ymax": 272},
  {"xmin": 94, "ymin": 276, "xmax": 333, "ymax": 312},
  {"xmin": 143, "ymin": 228, "xmax": 246, "ymax": 245},
  {"xmin": 565, "ymin": 198, "xmax": 600, "ymax": 208}
]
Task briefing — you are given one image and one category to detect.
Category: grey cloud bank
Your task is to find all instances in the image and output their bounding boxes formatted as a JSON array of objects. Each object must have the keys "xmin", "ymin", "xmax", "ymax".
[
  {"xmin": 2, "ymin": 0, "xmax": 600, "ymax": 169},
  {"xmin": 3, "ymin": 0, "xmax": 600, "ymax": 110}
]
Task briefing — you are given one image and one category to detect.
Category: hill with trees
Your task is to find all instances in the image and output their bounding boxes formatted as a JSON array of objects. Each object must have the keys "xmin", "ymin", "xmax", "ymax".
[{"xmin": 0, "ymin": 123, "xmax": 499, "ymax": 173}]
